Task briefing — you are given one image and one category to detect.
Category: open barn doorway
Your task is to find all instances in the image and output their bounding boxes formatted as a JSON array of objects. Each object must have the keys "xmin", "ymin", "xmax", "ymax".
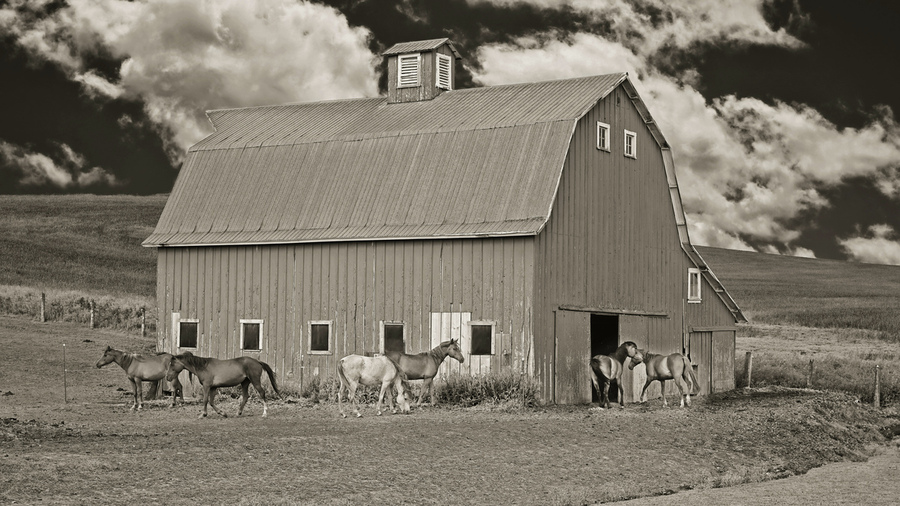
[{"xmin": 590, "ymin": 314, "xmax": 619, "ymax": 403}]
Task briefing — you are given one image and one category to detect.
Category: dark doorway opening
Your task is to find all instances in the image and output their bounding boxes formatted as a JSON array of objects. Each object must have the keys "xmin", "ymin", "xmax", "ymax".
[
  {"xmin": 590, "ymin": 314, "xmax": 619, "ymax": 402},
  {"xmin": 384, "ymin": 324, "xmax": 405, "ymax": 353}
]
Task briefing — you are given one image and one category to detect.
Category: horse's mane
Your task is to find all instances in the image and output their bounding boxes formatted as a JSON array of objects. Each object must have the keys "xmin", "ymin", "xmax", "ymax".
[{"xmin": 175, "ymin": 351, "xmax": 212, "ymax": 370}]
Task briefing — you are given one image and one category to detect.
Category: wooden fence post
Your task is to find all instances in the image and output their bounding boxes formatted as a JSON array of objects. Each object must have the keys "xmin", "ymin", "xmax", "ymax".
[
  {"xmin": 807, "ymin": 359, "xmax": 815, "ymax": 388},
  {"xmin": 744, "ymin": 351, "xmax": 753, "ymax": 388},
  {"xmin": 89, "ymin": 299, "xmax": 95, "ymax": 329},
  {"xmin": 874, "ymin": 365, "xmax": 881, "ymax": 408},
  {"xmin": 141, "ymin": 307, "xmax": 146, "ymax": 337},
  {"xmin": 40, "ymin": 292, "xmax": 46, "ymax": 323}
]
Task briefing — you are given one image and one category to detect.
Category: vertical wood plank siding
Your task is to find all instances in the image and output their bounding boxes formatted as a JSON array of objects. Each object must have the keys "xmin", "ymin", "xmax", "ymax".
[
  {"xmin": 156, "ymin": 237, "xmax": 534, "ymax": 389},
  {"xmin": 533, "ymin": 86, "xmax": 687, "ymax": 402}
]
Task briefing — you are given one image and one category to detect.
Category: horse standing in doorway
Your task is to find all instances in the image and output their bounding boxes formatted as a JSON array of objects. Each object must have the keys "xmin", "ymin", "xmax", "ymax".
[
  {"xmin": 589, "ymin": 341, "xmax": 643, "ymax": 409},
  {"xmin": 337, "ymin": 354, "xmax": 411, "ymax": 418},
  {"xmin": 385, "ymin": 338, "xmax": 465, "ymax": 406},
  {"xmin": 95, "ymin": 346, "xmax": 185, "ymax": 411},
  {"xmin": 639, "ymin": 352, "xmax": 699, "ymax": 407},
  {"xmin": 166, "ymin": 352, "xmax": 279, "ymax": 418}
]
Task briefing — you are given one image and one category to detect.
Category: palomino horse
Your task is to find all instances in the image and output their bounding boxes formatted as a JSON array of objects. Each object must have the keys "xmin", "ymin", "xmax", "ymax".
[
  {"xmin": 589, "ymin": 341, "xmax": 643, "ymax": 409},
  {"xmin": 639, "ymin": 352, "xmax": 699, "ymax": 407},
  {"xmin": 95, "ymin": 346, "xmax": 185, "ymax": 411},
  {"xmin": 385, "ymin": 338, "xmax": 465, "ymax": 406},
  {"xmin": 166, "ymin": 352, "xmax": 279, "ymax": 418},
  {"xmin": 337, "ymin": 354, "xmax": 411, "ymax": 418}
]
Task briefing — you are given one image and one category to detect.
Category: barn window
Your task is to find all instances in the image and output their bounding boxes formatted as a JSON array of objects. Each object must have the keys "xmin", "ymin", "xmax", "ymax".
[
  {"xmin": 398, "ymin": 53, "xmax": 420, "ymax": 88},
  {"xmin": 688, "ymin": 268, "xmax": 702, "ymax": 303},
  {"xmin": 470, "ymin": 321, "xmax": 495, "ymax": 355},
  {"xmin": 309, "ymin": 320, "xmax": 332, "ymax": 354},
  {"xmin": 596, "ymin": 122, "xmax": 610, "ymax": 151},
  {"xmin": 624, "ymin": 129, "xmax": 637, "ymax": 159},
  {"xmin": 381, "ymin": 321, "xmax": 405, "ymax": 353},
  {"xmin": 436, "ymin": 53, "xmax": 452, "ymax": 90},
  {"xmin": 178, "ymin": 319, "xmax": 198, "ymax": 349},
  {"xmin": 240, "ymin": 319, "xmax": 263, "ymax": 351}
]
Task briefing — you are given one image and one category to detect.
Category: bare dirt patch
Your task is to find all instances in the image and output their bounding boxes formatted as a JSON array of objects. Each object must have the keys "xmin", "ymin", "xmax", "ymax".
[{"xmin": 2, "ymin": 315, "xmax": 899, "ymax": 505}]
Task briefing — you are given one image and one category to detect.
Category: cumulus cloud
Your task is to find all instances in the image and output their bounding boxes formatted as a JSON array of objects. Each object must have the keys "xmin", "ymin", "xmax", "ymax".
[
  {"xmin": 0, "ymin": 141, "xmax": 120, "ymax": 189},
  {"xmin": 839, "ymin": 225, "xmax": 900, "ymax": 265},
  {"xmin": 1, "ymin": 0, "xmax": 379, "ymax": 160},
  {"xmin": 472, "ymin": 28, "xmax": 900, "ymax": 255}
]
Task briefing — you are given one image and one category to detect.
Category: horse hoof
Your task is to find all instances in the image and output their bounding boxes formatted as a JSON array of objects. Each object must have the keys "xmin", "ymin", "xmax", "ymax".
[{"xmin": 355, "ymin": 413, "xmax": 362, "ymax": 418}]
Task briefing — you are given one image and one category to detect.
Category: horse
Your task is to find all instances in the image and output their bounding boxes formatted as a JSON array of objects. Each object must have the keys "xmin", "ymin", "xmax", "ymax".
[
  {"xmin": 384, "ymin": 338, "xmax": 465, "ymax": 406},
  {"xmin": 337, "ymin": 354, "xmax": 411, "ymax": 418},
  {"xmin": 166, "ymin": 352, "xmax": 279, "ymax": 418},
  {"xmin": 95, "ymin": 346, "xmax": 185, "ymax": 411},
  {"xmin": 589, "ymin": 341, "xmax": 643, "ymax": 409},
  {"xmin": 639, "ymin": 352, "xmax": 699, "ymax": 407}
]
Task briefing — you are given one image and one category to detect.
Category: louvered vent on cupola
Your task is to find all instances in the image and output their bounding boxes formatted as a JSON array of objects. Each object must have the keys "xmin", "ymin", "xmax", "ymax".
[{"xmin": 383, "ymin": 38, "xmax": 462, "ymax": 104}]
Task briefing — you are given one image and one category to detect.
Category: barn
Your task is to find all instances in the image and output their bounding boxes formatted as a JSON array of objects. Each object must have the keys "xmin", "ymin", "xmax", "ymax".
[{"xmin": 143, "ymin": 38, "xmax": 746, "ymax": 404}]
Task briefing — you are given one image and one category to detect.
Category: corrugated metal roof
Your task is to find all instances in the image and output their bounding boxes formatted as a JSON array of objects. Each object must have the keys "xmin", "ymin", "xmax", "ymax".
[
  {"xmin": 145, "ymin": 73, "xmax": 628, "ymax": 247},
  {"xmin": 383, "ymin": 38, "xmax": 461, "ymax": 59}
]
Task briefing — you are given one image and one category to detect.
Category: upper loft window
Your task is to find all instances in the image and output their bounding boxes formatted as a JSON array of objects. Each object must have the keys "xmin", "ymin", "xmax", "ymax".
[
  {"xmin": 436, "ymin": 53, "xmax": 452, "ymax": 90},
  {"xmin": 624, "ymin": 129, "xmax": 637, "ymax": 159},
  {"xmin": 240, "ymin": 319, "xmax": 263, "ymax": 351},
  {"xmin": 470, "ymin": 321, "xmax": 495, "ymax": 356},
  {"xmin": 178, "ymin": 319, "xmax": 198, "ymax": 349},
  {"xmin": 596, "ymin": 122, "xmax": 611, "ymax": 151},
  {"xmin": 398, "ymin": 53, "xmax": 420, "ymax": 88},
  {"xmin": 382, "ymin": 321, "xmax": 405, "ymax": 353},
  {"xmin": 688, "ymin": 268, "xmax": 702, "ymax": 303},
  {"xmin": 309, "ymin": 320, "xmax": 332, "ymax": 354}
]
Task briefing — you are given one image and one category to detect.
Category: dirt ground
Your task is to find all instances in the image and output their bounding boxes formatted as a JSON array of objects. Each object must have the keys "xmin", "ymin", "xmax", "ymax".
[{"xmin": 2, "ymin": 315, "xmax": 899, "ymax": 505}]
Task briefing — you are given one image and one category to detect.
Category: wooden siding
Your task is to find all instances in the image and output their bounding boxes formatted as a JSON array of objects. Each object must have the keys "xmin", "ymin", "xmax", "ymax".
[
  {"xmin": 534, "ymin": 85, "xmax": 689, "ymax": 403},
  {"xmin": 156, "ymin": 237, "xmax": 534, "ymax": 389}
]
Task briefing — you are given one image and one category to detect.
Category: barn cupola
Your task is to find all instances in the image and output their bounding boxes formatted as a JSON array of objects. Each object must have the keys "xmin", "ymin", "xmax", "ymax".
[{"xmin": 383, "ymin": 38, "xmax": 462, "ymax": 104}]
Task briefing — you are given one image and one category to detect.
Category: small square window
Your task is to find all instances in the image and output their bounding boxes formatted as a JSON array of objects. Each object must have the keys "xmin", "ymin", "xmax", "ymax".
[
  {"xmin": 688, "ymin": 268, "xmax": 702, "ymax": 303},
  {"xmin": 382, "ymin": 322, "xmax": 405, "ymax": 353},
  {"xmin": 178, "ymin": 320, "xmax": 198, "ymax": 349},
  {"xmin": 624, "ymin": 129, "xmax": 637, "ymax": 159},
  {"xmin": 240, "ymin": 319, "xmax": 263, "ymax": 351},
  {"xmin": 470, "ymin": 322, "xmax": 495, "ymax": 356},
  {"xmin": 596, "ymin": 122, "xmax": 610, "ymax": 151},
  {"xmin": 309, "ymin": 321, "xmax": 332, "ymax": 354}
]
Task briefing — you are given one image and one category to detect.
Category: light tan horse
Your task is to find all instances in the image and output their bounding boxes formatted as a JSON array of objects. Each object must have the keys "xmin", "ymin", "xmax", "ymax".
[
  {"xmin": 589, "ymin": 341, "xmax": 643, "ymax": 409},
  {"xmin": 639, "ymin": 352, "xmax": 699, "ymax": 407},
  {"xmin": 337, "ymin": 354, "xmax": 410, "ymax": 418},
  {"xmin": 166, "ymin": 352, "xmax": 279, "ymax": 418},
  {"xmin": 95, "ymin": 346, "xmax": 185, "ymax": 411},
  {"xmin": 384, "ymin": 339, "xmax": 465, "ymax": 406}
]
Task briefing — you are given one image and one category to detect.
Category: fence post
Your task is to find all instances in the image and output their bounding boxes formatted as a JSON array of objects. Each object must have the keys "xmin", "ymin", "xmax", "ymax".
[
  {"xmin": 141, "ymin": 307, "xmax": 146, "ymax": 337},
  {"xmin": 89, "ymin": 299, "xmax": 95, "ymax": 329},
  {"xmin": 744, "ymin": 351, "xmax": 753, "ymax": 388},
  {"xmin": 807, "ymin": 359, "xmax": 815, "ymax": 388},
  {"xmin": 874, "ymin": 365, "xmax": 881, "ymax": 408},
  {"xmin": 63, "ymin": 343, "xmax": 68, "ymax": 404},
  {"xmin": 40, "ymin": 292, "xmax": 46, "ymax": 323}
]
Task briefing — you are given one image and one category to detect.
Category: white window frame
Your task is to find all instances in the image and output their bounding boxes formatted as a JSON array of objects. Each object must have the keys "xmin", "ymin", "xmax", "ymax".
[
  {"xmin": 177, "ymin": 318, "xmax": 199, "ymax": 349},
  {"xmin": 468, "ymin": 320, "xmax": 496, "ymax": 356},
  {"xmin": 398, "ymin": 53, "xmax": 420, "ymax": 88},
  {"xmin": 308, "ymin": 320, "xmax": 333, "ymax": 355},
  {"xmin": 380, "ymin": 321, "xmax": 406, "ymax": 354},
  {"xmin": 624, "ymin": 129, "xmax": 637, "ymax": 159},
  {"xmin": 435, "ymin": 53, "xmax": 452, "ymax": 90},
  {"xmin": 596, "ymin": 121, "xmax": 611, "ymax": 151},
  {"xmin": 240, "ymin": 319, "xmax": 264, "ymax": 351},
  {"xmin": 688, "ymin": 268, "xmax": 702, "ymax": 303}
]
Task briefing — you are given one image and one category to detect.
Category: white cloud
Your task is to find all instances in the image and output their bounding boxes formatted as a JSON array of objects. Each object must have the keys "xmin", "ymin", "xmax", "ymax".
[
  {"xmin": 2, "ymin": 0, "xmax": 379, "ymax": 160},
  {"xmin": 0, "ymin": 141, "xmax": 119, "ymax": 189},
  {"xmin": 839, "ymin": 225, "xmax": 900, "ymax": 265}
]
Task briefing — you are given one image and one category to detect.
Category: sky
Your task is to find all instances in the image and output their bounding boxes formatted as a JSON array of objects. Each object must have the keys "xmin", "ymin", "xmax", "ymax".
[{"xmin": 2, "ymin": 0, "xmax": 900, "ymax": 265}]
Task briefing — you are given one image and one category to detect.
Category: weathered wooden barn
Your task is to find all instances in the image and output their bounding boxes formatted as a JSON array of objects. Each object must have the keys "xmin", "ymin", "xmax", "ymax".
[{"xmin": 143, "ymin": 38, "xmax": 746, "ymax": 404}]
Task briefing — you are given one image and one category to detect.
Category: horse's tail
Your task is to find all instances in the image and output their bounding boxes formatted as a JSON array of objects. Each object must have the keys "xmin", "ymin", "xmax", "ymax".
[
  {"xmin": 683, "ymin": 356, "xmax": 700, "ymax": 395},
  {"xmin": 260, "ymin": 361, "xmax": 280, "ymax": 397}
]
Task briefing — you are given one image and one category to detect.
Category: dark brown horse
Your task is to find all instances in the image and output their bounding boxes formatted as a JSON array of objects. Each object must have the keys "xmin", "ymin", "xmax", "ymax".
[
  {"xmin": 96, "ymin": 346, "xmax": 185, "ymax": 411},
  {"xmin": 337, "ymin": 354, "xmax": 411, "ymax": 418},
  {"xmin": 384, "ymin": 339, "xmax": 465, "ymax": 406},
  {"xmin": 639, "ymin": 352, "xmax": 699, "ymax": 407},
  {"xmin": 166, "ymin": 352, "xmax": 279, "ymax": 418},
  {"xmin": 589, "ymin": 341, "xmax": 643, "ymax": 409}
]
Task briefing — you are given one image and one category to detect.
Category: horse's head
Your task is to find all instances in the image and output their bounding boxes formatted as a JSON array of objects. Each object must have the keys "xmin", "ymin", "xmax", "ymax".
[
  {"xmin": 396, "ymin": 388, "xmax": 411, "ymax": 414},
  {"xmin": 95, "ymin": 346, "xmax": 117, "ymax": 368},
  {"xmin": 628, "ymin": 349, "xmax": 645, "ymax": 370},
  {"xmin": 444, "ymin": 338, "xmax": 465, "ymax": 364},
  {"xmin": 166, "ymin": 354, "xmax": 187, "ymax": 382}
]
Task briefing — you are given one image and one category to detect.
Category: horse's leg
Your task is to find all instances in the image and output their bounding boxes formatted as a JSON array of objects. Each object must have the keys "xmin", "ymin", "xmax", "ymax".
[
  {"xmin": 383, "ymin": 380, "xmax": 397, "ymax": 414},
  {"xmin": 589, "ymin": 369, "xmax": 602, "ymax": 406},
  {"xmin": 349, "ymin": 383, "xmax": 361, "ymax": 418},
  {"xmin": 238, "ymin": 379, "xmax": 251, "ymax": 416},
  {"xmin": 601, "ymin": 380, "xmax": 610, "ymax": 409},
  {"xmin": 660, "ymin": 380, "xmax": 668, "ymax": 407},
  {"xmin": 250, "ymin": 375, "xmax": 269, "ymax": 417},
  {"xmin": 672, "ymin": 374, "xmax": 689, "ymax": 407},
  {"xmin": 132, "ymin": 378, "xmax": 144, "ymax": 411},
  {"xmin": 640, "ymin": 380, "xmax": 652, "ymax": 403},
  {"xmin": 421, "ymin": 377, "xmax": 433, "ymax": 406},
  {"xmin": 170, "ymin": 376, "xmax": 183, "ymax": 407},
  {"xmin": 337, "ymin": 379, "xmax": 346, "ymax": 418},
  {"xmin": 208, "ymin": 387, "xmax": 227, "ymax": 417},
  {"xmin": 375, "ymin": 382, "xmax": 388, "ymax": 416},
  {"xmin": 198, "ymin": 386, "xmax": 211, "ymax": 418}
]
